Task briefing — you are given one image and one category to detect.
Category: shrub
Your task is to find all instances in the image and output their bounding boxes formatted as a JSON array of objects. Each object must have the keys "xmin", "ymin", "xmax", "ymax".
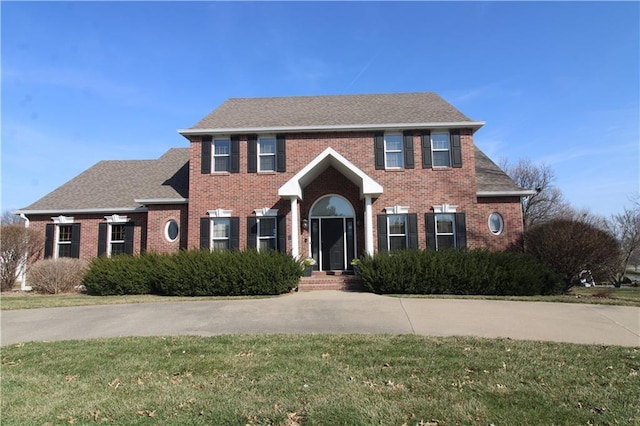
[
  {"xmin": 28, "ymin": 258, "xmax": 88, "ymax": 294},
  {"xmin": 83, "ymin": 250, "xmax": 303, "ymax": 296},
  {"xmin": 358, "ymin": 249, "xmax": 563, "ymax": 296}
]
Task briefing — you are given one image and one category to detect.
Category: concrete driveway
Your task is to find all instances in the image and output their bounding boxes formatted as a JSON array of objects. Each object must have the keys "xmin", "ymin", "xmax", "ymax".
[{"xmin": 1, "ymin": 291, "xmax": 639, "ymax": 347}]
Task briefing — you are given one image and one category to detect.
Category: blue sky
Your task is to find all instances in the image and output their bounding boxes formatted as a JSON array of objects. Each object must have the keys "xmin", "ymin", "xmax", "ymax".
[{"xmin": 2, "ymin": 1, "xmax": 638, "ymax": 218}]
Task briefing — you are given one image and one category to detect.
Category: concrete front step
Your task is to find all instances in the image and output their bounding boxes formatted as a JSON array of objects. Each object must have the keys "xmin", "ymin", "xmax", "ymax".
[{"xmin": 297, "ymin": 275, "xmax": 362, "ymax": 291}]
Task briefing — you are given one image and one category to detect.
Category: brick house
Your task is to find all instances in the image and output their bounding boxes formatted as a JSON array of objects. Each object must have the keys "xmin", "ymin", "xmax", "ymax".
[{"xmin": 17, "ymin": 92, "xmax": 532, "ymax": 274}]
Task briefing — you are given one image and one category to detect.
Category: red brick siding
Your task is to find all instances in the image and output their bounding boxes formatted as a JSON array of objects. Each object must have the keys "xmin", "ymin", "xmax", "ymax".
[{"xmin": 146, "ymin": 204, "xmax": 188, "ymax": 253}]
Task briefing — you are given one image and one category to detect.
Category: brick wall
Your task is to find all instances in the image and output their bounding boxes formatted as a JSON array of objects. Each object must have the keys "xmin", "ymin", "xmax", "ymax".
[{"xmin": 186, "ymin": 129, "xmax": 524, "ymax": 255}]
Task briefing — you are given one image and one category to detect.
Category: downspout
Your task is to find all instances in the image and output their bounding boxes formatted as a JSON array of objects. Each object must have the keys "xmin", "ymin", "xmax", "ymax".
[{"xmin": 19, "ymin": 213, "xmax": 32, "ymax": 291}]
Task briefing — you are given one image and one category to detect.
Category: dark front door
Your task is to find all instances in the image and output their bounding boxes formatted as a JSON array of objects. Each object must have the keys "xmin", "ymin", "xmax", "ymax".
[{"xmin": 322, "ymin": 218, "xmax": 344, "ymax": 271}]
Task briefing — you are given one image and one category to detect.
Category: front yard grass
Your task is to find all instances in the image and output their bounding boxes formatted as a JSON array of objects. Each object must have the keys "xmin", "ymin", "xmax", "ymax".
[{"xmin": 2, "ymin": 335, "xmax": 638, "ymax": 425}]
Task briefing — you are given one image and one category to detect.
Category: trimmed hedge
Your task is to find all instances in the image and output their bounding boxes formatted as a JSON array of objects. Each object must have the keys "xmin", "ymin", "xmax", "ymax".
[
  {"xmin": 83, "ymin": 250, "xmax": 303, "ymax": 296},
  {"xmin": 358, "ymin": 249, "xmax": 563, "ymax": 296}
]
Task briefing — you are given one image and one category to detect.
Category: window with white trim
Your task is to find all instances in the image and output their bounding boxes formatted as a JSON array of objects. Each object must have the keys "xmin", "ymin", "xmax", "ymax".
[
  {"xmin": 212, "ymin": 218, "xmax": 231, "ymax": 251},
  {"xmin": 387, "ymin": 215, "xmax": 407, "ymax": 251},
  {"xmin": 435, "ymin": 214, "xmax": 456, "ymax": 249},
  {"xmin": 110, "ymin": 224, "xmax": 126, "ymax": 256},
  {"xmin": 57, "ymin": 225, "xmax": 73, "ymax": 258},
  {"xmin": 384, "ymin": 133, "xmax": 404, "ymax": 169},
  {"xmin": 213, "ymin": 138, "xmax": 231, "ymax": 172},
  {"xmin": 431, "ymin": 131, "xmax": 451, "ymax": 167},
  {"xmin": 257, "ymin": 217, "xmax": 277, "ymax": 250},
  {"xmin": 258, "ymin": 137, "xmax": 276, "ymax": 172},
  {"xmin": 488, "ymin": 213, "xmax": 504, "ymax": 235},
  {"xmin": 165, "ymin": 220, "xmax": 179, "ymax": 242}
]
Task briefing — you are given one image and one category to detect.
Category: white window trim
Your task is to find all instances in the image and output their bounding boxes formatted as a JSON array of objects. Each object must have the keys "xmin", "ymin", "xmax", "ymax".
[
  {"xmin": 208, "ymin": 209, "xmax": 232, "ymax": 218},
  {"xmin": 488, "ymin": 212, "xmax": 504, "ymax": 235},
  {"xmin": 212, "ymin": 137, "xmax": 231, "ymax": 173},
  {"xmin": 104, "ymin": 215, "xmax": 129, "ymax": 257},
  {"xmin": 435, "ymin": 214, "xmax": 456, "ymax": 250},
  {"xmin": 210, "ymin": 218, "xmax": 231, "ymax": 251},
  {"xmin": 431, "ymin": 131, "xmax": 451, "ymax": 167},
  {"xmin": 164, "ymin": 219, "xmax": 179, "ymax": 242},
  {"xmin": 384, "ymin": 205, "xmax": 409, "ymax": 214},
  {"xmin": 387, "ymin": 214, "xmax": 408, "ymax": 250},
  {"xmin": 253, "ymin": 208, "xmax": 278, "ymax": 251},
  {"xmin": 258, "ymin": 135, "xmax": 277, "ymax": 172},
  {"xmin": 432, "ymin": 204, "xmax": 458, "ymax": 213},
  {"xmin": 384, "ymin": 132, "xmax": 404, "ymax": 169},
  {"xmin": 51, "ymin": 216, "xmax": 75, "ymax": 259},
  {"xmin": 254, "ymin": 208, "xmax": 278, "ymax": 217}
]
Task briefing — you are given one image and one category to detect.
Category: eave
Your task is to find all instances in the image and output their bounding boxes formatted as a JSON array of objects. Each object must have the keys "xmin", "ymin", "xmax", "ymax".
[
  {"xmin": 477, "ymin": 190, "xmax": 537, "ymax": 198},
  {"xmin": 14, "ymin": 206, "xmax": 149, "ymax": 216}
]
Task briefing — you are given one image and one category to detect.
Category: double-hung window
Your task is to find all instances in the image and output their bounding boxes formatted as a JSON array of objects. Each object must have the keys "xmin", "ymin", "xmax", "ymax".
[
  {"xmin": 212, "ymin": 218, "xmax": 231, "ymax": 251},
  {"xmin": 213, "ymin": 138, "xmax": 231, "ymax": 172},
  {"xmin": 431, "ymin": 131, "xmax": 451, "ymax": 167},
  {"xmin": 45, "ymin": 217, "xmax": 80, "ymax": 259},
  {"xmin": 257, "ymin": 217, "xmax": 277, "ymax": 250},
  {"xmin": 377, "ymin": 208, "xmax": 418, "ymax": 252},
  {"xmin": 98, "ymin": 215, "xmax": 133, "ymax": 257},
  {"xmin": 387, "ymin": 215, "xmax": 408, "ymax": 251},
  {"xmin": 110, "ymin": 224, "xmax": 126, "ymax": 256},
  {"xmin": 247, "ymin": 209, "xmax": 285, "ymax": 252},
  {"xmin": 200, "ymin": 210, "xmax": 239, "ymax": 251},
  {"xmin": 435, "ymin": 214, "xmax": 455, "ymax": 249},
  {"xmin": 258, "ymin": 137, "xmax": 276, "ymax": 172},
  {"xmin": 425, "ymin": 211, "xmax": 467, "ymax": 250},
  {"xmin": 384, "ymin": 134, "xmax": 404, "ymax": 169}
]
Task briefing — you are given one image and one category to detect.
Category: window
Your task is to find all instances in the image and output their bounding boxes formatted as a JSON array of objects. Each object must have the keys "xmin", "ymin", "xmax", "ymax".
[
  {"xmin": 488, "ymin": 213, "xmax": 504, "ymax": 235},
  {"xmin": 213, "ymin": 139, "xmax": 230, "ymax": 172},
  {"xmin": 257, "ymin": 217, "xmax": 277, "ymax": 250},
  {"xmin": 165, "ymin": 220, "xmax": 179, "ymax": 242},
  {"xmin": 258, "ymin": 137, "xmax": 276, "ymax": 172},
  {"xmin": 384, "ymin": 134, "xmax": 404, "ymax": 169},
  {"xmin": 45, "ymin": 219, "xmax": 80, "ymax": 259},
  {"xmin": 425, "ymin": 212, "xmax": 467, "ymax": 250},
  {"xmin": 200, "ymin": 213, "xmax": 238, "ymax": 251},
  {"xmin": 212, "ymin": 218, "xmax": 231, "ymax": 251},
  {"xmin": 98, "ymin": 216, "xmax": 133, "ymax": 257},
  {"xmin": 377, "ymin": 212, "xmax": 418, "ymax": 252},
  {"xmin": 110, "ymin": 224, "xmax": 126, "ymax": 256},
  {"xmin": 57, "ymin": 225, "xmax": 73, "ymax": 258},
  {"xmin": 431, "ymin": 131, "xmax": 451, "ymax": 167}
]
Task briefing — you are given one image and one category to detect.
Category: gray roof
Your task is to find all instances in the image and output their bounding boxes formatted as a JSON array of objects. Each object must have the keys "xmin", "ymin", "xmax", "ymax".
[
  {"xmin": 474, "ymin": 146, "xmax": 530, "ymax": 195},
  {"xmin": 20, "ymin": 148, "xmax": 189, "ymax": 213},
  {"xmin": 187, "ymin": 92, "xmax": 480, "ymax": 131}
]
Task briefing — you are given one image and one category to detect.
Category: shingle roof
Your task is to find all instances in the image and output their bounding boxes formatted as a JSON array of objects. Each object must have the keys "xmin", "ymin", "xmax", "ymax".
[
  {"xmin": 474, "ymin": 146, "xmax": 529, "ymax": 194},
  {"xmin": 188, "ymin": 92, "xmax": 480, "ymax": 131},
  {"xmin": 19, "ymin": 148, "xmax": 189, "ymax": 213}
]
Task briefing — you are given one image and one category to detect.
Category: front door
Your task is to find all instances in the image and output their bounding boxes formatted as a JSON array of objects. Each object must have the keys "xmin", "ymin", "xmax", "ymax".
[{"xmin": 322, "ymin": 218, "xmax": 344, "ymax": 271}]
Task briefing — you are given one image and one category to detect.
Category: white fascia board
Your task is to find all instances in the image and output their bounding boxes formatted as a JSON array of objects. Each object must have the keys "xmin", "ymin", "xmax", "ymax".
[
  {"xmin": 14, "ymin": 206, "xmax": 149, "ymax": 216},
  {"xmin": 135, "ymin": 198, "xmax": 189, "ymax": 205},
  {"xmin": 178, "ymin": 121, "xmax": 485, "ymax": 136},
  {"xmin": 477, "ymin": 190, "xmax": 537, "ymax": 197}
]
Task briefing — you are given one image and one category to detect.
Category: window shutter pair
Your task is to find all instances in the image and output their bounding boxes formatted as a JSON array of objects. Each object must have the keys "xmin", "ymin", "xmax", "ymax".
[
  {"xmin": 246, "ymin": 216, "xmax": 286, "ymax": 253},
  {"xmin": 247, "ymin": 135, "xmax": 286, "ymax": 173},
  {"xmin": 97, "ymin": 222, "xmax": 134, "ymax": 256},
  {"xmin": 374, "ymin": 133, "xmax": 415, "ymax": 169},
  {"xmin": 200, "ymin": 217, "xmax": 239, "ymax": 250},
  {"xmin": 201, "ymin": 136, "xmax": 240, "ymax": 174},
  {"xmin": 376, "ymin": 214, "xmax": 418, "ymax": 252},
  {"xmin": 421, "ymin": 130, "xmax": 463, "ymax": 168},
  {"xmin": 425, "ymin": 213, "xmax": 467, "ymax": 250},
  {"xmin": 44, "ymin": 223, "xmax": 81, "ymax": 259}
]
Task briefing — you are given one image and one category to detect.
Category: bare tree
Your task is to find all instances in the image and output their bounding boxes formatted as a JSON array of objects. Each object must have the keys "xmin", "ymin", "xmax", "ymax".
[
  {"xmin": 501, "ymin": 158, "xmax": 569, "ymax": 229},
  {"xmin": 607, "ymin": 198, "xmax": 640, "ymax": 283},
  {"xmin": 1, "ymin": 210, "xmax": 23, "ymax": 225},
  {"xmin": 0, "ymin": 224, "xmax": 44, "ymax": 291}
]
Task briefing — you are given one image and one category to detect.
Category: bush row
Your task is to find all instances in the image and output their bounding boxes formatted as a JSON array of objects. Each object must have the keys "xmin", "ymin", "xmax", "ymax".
[
  {"xmin": 83, "ymin": 250, "xmax": 303, "ymax": 296},
  {"xmin": 357, "ymin": 249, "xmax": 563, "ymax": 296}
]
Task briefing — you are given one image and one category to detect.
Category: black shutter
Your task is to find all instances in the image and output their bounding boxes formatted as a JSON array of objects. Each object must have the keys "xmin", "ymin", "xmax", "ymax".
[
  {"xmin": 247, "ymin": 217, "xmax": 257, "ymax": 249},
  {"xmin": 407, "ymin": 213, "xmax": 418, "ymax": 249},
  {"xmin": 44, "ymin": 224, "xmax": 55, "ymax": 259},
  {"xmin": 455, "ymin": 213, "xmax": 467, "ymax": 249},
  {"xmin": 421, "ymin": 132, "xmax": 432, "ymax": 169},
  {"xmin": 403, "ymin": 131, "xmax": 415, "ymax": 169},
  {"xmin": 374, "ymin": 133, "xmax": 385, "ymax": 170},
  {"xmin": 425, "ymin": 214, "xmax": 436, "ymax": 250},
  {"xmin": 247, "ymin": 135, "xmax": 257, "ymax": 173},
  {"xmin": 229, "ymin": 217, "xmax": 239, "ymax": 250},
  {"xmin": 97, "ymin": 223, "xmax": 108, "ymax": 256},
  {"xmin": 377, "ymin": 214, "xmax": 388, "ymax": 252},
  {"xmin": 230, "ymin": 136, "xmax": 240, "ymax": 173},
  {"xmin": 277, "ymin": 216, "xmax": 286, "ymax": 253},
  {"xmin": 200, "ymin": 217, "xmax": 210, "ymax": 249},
  {"xmin": 201, "ymin": 136, "xmax": 212, "ymax": 174},
  {"xmin": 450, "ymin": 130, "xmax": 462, "ymax": 168},
  {"xmin": 70, "ymin": 223, "xmax": 81, "ymax": 258},
  {"xmin": 124, "ymin": 222, "xmax": 135, "ymax": 255},
  {"xmin": 276, "ymin": 135, "xmax": 286, "ymax": 172}
]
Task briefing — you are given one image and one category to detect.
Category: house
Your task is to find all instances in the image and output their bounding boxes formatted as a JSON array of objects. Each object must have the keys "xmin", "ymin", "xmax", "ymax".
[{"xmin": 17, "ymin": 92, "xmax": 533, "ymax": 275}]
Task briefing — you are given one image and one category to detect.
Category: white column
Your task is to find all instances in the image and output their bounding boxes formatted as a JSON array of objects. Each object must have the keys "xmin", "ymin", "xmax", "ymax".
[
  {"xmin": 364, "ymin": 196, "xmax": 374, "ymax": 255},
  {"xmin": 290, "ymin": 197, "xmax": 300, "ymax": 258}
]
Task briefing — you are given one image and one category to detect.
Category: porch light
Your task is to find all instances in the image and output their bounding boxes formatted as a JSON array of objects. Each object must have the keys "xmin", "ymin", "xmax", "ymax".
[{"xmin": 302, "ymin": 218, "xmax": 309, "ymax": 230}]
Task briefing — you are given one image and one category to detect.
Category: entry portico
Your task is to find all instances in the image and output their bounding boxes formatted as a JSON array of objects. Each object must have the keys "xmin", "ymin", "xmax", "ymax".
[{"xmin": 278, "ymin": 147, "xmax": 383, "ymax": 260}]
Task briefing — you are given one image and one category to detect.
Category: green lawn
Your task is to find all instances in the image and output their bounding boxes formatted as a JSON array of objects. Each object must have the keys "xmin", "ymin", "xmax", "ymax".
[{"xmin": 2, "ymin": 335, "xmax": 638, "ymax": 425}]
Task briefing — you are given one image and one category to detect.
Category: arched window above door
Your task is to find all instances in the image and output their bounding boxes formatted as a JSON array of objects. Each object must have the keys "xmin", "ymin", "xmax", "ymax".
[{"xmin": 310, "ymin": 195, "xmax": 355, "ymax": 217}]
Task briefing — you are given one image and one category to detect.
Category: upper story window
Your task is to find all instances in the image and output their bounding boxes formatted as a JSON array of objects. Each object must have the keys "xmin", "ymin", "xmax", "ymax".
[
  {"xmin": 258, "ymin": 137, "xmax": 277, "ymax": 172},
  {"xmin": 213, "ymin": 138, "xmax": 231, "ymax": 172},
  {"xmin": 431, "ymin": 132, "xmax": 451, "ymax": 167},
  {"xmin": 384, "ymin": 134, "xmax": 404, "ymax": 169},
  {"xmin": 45, "ymin": 216, "xmax": 80, "ymax": 259}
]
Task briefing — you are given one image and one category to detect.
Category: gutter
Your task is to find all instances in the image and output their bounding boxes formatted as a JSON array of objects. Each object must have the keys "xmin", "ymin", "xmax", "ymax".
[
  {"xmin": 134, "ymin": 198, "xmax": 189, "ymax": 205},
  {"xmin": 177, "ymin": 121, "xmax": 486, "ymax": 136},
  {"xmin": 13, "ymin": 206, "xmax": 149, "ymax": 216},
  {"xmin": 477, "ymin": 190, "xmax": 537, "ymax": 197}
]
